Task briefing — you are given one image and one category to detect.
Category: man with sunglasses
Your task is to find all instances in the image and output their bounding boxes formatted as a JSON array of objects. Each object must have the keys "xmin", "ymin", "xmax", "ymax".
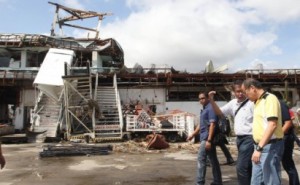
[{"xmin": 187, "ymin": 92, "xmax": 222, "ymax": 185}]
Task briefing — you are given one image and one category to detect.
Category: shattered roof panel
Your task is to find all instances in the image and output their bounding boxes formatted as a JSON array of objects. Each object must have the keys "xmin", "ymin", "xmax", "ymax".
[{"xmin": 0, "ymin": 33, "xmax": 124, "ymax": 65}]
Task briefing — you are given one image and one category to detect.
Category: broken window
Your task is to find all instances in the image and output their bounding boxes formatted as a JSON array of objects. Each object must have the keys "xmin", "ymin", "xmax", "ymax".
[
  {"xmin": 73, "ymin": 51, "xmax": 92, "ymax": 67},
  {"xmin": 26, "ymin": 51, "xmax": 47, "ymax": 67}
]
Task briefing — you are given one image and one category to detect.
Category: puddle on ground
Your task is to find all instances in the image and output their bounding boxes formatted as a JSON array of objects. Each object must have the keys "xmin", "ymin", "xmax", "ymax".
[
  {"xmin": 115, "ymin": 165, "xmax": 127, "ymax": 170},
  {"xmin": 69, "ymin": 160, "xmax": 106, "ymax": 170},
  {"xmin": 164, "ymin": 151, "xmax": 197, "ymax": 161},
  {"xmin": 114, "ymin": 158, "xmax": 125, "ymax": 162},
  {"xmin": 68, "ymin": 160, "xmax": 128, "ymax": 171}
]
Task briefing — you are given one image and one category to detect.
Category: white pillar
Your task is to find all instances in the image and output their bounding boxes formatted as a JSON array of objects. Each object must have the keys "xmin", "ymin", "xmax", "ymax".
[
  {"xmin": 13, "ymin": 90, "xmax": 25, "ymax": 130},
  {"xmin": 92, "ymin": 51, "xmax": 103, "ymax": 72},
  {"xmin": 21, "ymin": 50, "xmax": 27, "ymax": 68}
]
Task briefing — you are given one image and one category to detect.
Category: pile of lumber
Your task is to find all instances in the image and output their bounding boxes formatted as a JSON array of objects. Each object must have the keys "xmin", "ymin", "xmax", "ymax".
[{"xmin": 39, "ymin": 144, "xmax": 113, "ymax": 157}]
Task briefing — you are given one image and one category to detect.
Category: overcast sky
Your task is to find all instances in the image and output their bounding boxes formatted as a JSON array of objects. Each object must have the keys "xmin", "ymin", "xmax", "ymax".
[{"xmin": 1, "ymin": 0, "xmax": 300, "ymax": 73}]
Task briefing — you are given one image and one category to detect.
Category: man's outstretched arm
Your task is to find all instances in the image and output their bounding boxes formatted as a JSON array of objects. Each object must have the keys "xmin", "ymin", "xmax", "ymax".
[{"xmin": 208, "ymin": 91, "xmax": 225, "ymax": 118}]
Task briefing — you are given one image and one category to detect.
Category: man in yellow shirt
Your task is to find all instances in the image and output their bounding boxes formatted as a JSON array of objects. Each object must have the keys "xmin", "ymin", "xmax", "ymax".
[{"xmin": 242, "ymin": 78, "xmax": 284, "ymax": 185}]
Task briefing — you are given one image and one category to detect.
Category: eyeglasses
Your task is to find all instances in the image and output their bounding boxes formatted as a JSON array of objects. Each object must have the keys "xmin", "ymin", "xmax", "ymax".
[
  {"xmin": 199, "ymin": 97, "xmax": 206, "ymax": 100},
  {"xmin": 235, "ymin": 90, "xmax": 244, "ymax": 94}
]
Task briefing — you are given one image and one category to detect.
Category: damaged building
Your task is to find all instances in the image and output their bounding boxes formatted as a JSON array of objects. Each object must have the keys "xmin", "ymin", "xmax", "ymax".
[{"xmin": 1, "ymin": 2, "xmax": 300, "ymax": 142}]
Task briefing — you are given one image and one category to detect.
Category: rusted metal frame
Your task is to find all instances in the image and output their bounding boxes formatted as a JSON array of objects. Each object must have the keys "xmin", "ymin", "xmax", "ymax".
[
  {"xmin": 65, "ymin": 80, "xmax": 89, "ymax": 103},
  {"xmin": 49, "ymin": 1, "xmax": 112, "ymax": 39},
  {"xmin": 58, "ymin": 22, "xmax": 64, "ymax": 36},
  {"xmin": 0, "ymin": 34, "xmax": 118, "ymax": 52},
  {"xmin": 0, "ymin": 34, "xmax": 42, "ymax": 47},
  {"xmin": 129, "ymin": 72, "xmax": 297, "ymax": 85},
  {"xmin": 64, "ymin": 78, "xmax": 71, "ymax": 140},
  {"xmin": 0, "ymin": 34, "xmax": 18, "ymax": 47},
  {"xmin": 71, "ymin": 109, "xmax": 89, "ymax": 131},
  {"xmin": 61, "ymin": 9, "xmax": 81, "ymax": 20},
  {"xmin": 49, "ymin": 2, "xmax": 110, "ymax": 17},
  {"xmin": 92, "ymin": 73, "xmax": 98, "ymax": 137},
  {"xmin": 65, "ymin": 76, "xmax": 93, "ymax": 134},
  {"xmin": 51, "ymin": 6, "xmax": 60, "ymax": 36},
  {"xmin": 64, "ymin": 79, "xmax": 84, "ymax": 139},
  {"xmin": 60, "ymin": 23, "xmax": 98, "ymax": 32},
  {"xmin": 49, "ymin": 2, "xmax": 87, "ymax": 14},
  {"xmin": 67, "ymin": 108, "xmax": 93, "ymax": 134},
  {"xmin": 58, "ymin": 14, "xmax": 99, "ymax": 23},
  {"xmin": 95, "ymin": 16, "xmax": 102, "ymax": 39}
]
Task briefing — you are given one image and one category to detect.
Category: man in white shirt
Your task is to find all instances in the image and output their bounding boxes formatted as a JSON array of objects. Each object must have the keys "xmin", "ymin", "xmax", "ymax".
[{"xmin": 208, "ymin": 80, "xmax": 254, "ymax": 185}]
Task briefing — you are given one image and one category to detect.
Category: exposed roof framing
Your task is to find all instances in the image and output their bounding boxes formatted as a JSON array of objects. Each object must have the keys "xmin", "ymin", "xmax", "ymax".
[
  {"xmin": 48, "ymin": 1, "xmax": 112, "ymax": 38},
  {"xmin": 1, "ymin": 67, "xmax": 300, "ymax": 92},
  {"xmin": 95, "ymin": 69, "xmax": 300, "ymax": 88},
  {"xmin": 0, "ymin": 34, "xmax": 124, "ymax": 65}
]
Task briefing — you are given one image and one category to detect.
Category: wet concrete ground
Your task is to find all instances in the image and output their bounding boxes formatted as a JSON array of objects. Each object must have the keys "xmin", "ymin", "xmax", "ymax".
[{"xmin": 0, "ymin": 141, "xmax": 298, "ymax": 185}]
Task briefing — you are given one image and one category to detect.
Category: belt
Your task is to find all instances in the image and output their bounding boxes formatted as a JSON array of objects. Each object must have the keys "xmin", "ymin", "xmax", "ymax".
[
  {"xmin": 254, "ymin": 138, "xmax": 282, "ymax": 145},
  {"xmin": 268, "ymin": 138, "xmax": 282, "ymax": 144},
  {"xmin": 237, "ymin": 135, "xmax": 252, "ymax": 138}
]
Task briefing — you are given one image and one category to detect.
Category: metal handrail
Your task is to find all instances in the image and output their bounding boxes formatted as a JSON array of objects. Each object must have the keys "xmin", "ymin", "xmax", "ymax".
[{"xmin": 114, "ymin": 73, "xmax": 123, "ymax": 137}]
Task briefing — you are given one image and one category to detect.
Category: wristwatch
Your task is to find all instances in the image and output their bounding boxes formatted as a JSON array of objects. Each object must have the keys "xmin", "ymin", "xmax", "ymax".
[{"xmin": 255, "ymin": 145, "xmax": 263, "ymax": 152}]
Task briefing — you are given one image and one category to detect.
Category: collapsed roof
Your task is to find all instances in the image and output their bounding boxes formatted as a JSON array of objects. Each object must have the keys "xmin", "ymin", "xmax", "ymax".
[{"xmin": 0, "ymin": 34, "xmax": 124, "ymax": 66}]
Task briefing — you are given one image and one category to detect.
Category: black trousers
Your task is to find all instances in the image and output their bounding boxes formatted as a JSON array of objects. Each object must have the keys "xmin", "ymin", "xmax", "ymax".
[
  {"xmin": 282, "ymin": 134, "xmax": 300, "ymax": 185},
  {"xmin": 236, "ymin": 135, "xmax": 253, "ymax": 185}
]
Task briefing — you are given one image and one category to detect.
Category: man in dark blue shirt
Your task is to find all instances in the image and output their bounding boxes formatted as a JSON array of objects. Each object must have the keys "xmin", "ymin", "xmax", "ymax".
[
  {"xmin": 187, "ymin": 92, "xmax": 223, "ymax": 185},
  {"xmin": 280, "ymin": 101, "xmax": 300, "ymax": 185}
]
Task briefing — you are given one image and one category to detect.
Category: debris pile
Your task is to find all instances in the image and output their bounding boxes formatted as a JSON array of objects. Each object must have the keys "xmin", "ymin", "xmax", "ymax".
[
  {"xmin": 113, "ymin": 140, "xmax": 200, "ymax": 154},
  {"xmin": 113, "ymin": 140, "xmax": 149, "ymax": 153},
  {"xmin": 38, "ymin": 136, "xmax": 237, "ymax": 157}
]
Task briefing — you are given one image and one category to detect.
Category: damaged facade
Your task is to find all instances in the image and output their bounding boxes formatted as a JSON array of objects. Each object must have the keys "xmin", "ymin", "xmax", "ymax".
[{"xmin": 1, "ymin": 2, "xmax": 300, "ymax": 142}]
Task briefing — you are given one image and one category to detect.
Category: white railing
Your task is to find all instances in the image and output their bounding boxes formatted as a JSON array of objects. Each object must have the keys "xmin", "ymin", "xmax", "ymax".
[
  {"xmin": 92, "ymin": 73, "xmax": 99, "ymax": 138},
  {"xmin": 114, "ymin": 73, "xmax": 123, "ymax": 137}
]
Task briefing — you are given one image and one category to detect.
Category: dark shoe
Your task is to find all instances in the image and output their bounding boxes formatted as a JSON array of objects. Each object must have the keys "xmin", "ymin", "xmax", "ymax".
[
  {"xmin": 296, "ymin": 140, "xmax": 300, "ymax": 147},
  {"xmin": 206, "ymin": 161, "xmax": 211, "ymax": 167},
  {"xmin": 222, "ymin": 160, "xmax": 235, "ymax": 166}
]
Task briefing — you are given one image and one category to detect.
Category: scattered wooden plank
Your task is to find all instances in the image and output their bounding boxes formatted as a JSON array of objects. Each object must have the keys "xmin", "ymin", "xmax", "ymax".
[{"xmin": 39, "ymin": 144, "xmax": 113, "ymax": 157}]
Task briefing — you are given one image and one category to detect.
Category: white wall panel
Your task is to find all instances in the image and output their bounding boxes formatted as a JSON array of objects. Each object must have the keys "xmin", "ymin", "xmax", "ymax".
[{"xmin": 23, "ymin": 89, "xmax": 36, "ymax": 106}]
